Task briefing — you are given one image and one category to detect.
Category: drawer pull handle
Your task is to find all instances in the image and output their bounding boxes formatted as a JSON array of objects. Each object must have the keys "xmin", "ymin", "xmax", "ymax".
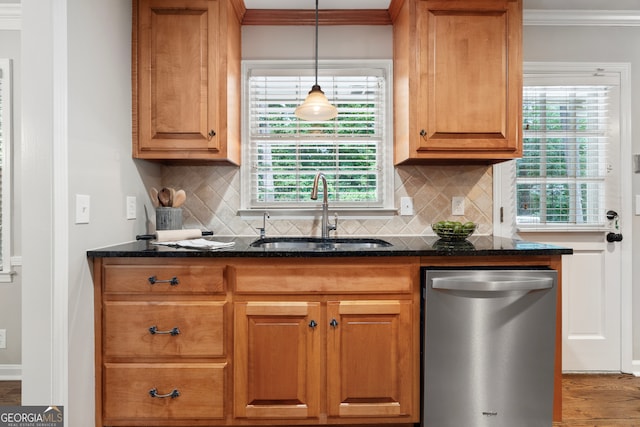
[
  {"xmin": 148, "ymin": 276, "xmax": 179, "ymax": 286},
  {"xmin": 149, "ymin": 388, "xmax": 180, "ymax": 399},
  {"xmin": 148, "ymin": 326, "xmax": 180, "ymax": 336}
]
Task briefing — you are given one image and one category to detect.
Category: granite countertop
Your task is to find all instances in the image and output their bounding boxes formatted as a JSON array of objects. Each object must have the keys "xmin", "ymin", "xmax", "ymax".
[{"xmin": 86, "ymin": 235, "xmax": 572, "ymax": 258}]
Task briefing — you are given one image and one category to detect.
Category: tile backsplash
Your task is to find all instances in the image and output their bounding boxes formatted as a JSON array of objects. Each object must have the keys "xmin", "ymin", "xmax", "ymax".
[{"xmin": 162, "ymin": 165, "xmax": 493, "ymax": 237}]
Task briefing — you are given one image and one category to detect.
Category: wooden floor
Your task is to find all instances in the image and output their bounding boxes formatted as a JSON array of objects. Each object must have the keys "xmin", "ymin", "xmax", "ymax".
[
  {"xmin": 0, "ymin": 380, "xmax": 20, "ymax": 406},
  {"xmin": 556, "ymin": 374, "xmax": 640, "ymax": 426},
  {"xmin": 1, "ymin": 374, "xmax": 639, "ymax": 424}
]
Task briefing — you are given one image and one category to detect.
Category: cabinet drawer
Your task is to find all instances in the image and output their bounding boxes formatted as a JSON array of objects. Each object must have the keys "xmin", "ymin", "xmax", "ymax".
[
  {"xmin": 104, "ymin": 363, "xmax": 225, "ymax": 421},
  {"xmin": 104, "ymin": 301, "xmax": 225, "ymax": 358},
  {"xmin": 232, "ymin": 260, "xmax": 414, "ymax": 294},
  {"xmin": 103, "ymin": 264, "xmax": 224, "ymax": 294}
]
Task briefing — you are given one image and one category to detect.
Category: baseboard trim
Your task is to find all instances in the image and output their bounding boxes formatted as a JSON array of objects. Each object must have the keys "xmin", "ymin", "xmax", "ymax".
[{"xmin": 0, "ymin": 364, "xmax": 22, "ymax": 380}]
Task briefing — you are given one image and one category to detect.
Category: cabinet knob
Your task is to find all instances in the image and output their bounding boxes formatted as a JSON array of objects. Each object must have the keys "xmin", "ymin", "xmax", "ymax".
[
  {"xmin": 208, "ymin": 129, "xmax": 216, "ymax": 140},
  {"xmin": 330, "ymin": 319, "xmax": 339, "ymax": 328},
  {"xmin": 309, "ymin": 320, "xmax": 318, "ymax": 329}
]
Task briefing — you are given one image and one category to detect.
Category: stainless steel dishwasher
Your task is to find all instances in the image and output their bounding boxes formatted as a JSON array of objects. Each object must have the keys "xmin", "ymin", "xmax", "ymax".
[{"xmin": 422, "ymin": 268, "xmax": 557, "ymax": 427}]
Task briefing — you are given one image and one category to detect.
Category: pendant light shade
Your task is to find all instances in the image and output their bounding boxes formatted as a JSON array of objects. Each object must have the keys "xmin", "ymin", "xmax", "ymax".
[
  {"xmin": 295, "ymin": 84, "xmax": 338, "ymax": 121},
  {"xmin": 294, "ymin": 0, "xmax": 337, "ymax": 121}
]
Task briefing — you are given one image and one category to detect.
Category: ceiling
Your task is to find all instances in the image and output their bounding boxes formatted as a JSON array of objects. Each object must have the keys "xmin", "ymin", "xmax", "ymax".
[{"xmin": 243, "ymin": 0, "xmax": 392, "ymax": 9}]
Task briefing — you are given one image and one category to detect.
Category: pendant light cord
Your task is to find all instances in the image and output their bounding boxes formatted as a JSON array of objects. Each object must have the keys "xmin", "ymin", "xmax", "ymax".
[{"xmin": 314, "ymin": 0, "xmax": 319, "ymax": 87}]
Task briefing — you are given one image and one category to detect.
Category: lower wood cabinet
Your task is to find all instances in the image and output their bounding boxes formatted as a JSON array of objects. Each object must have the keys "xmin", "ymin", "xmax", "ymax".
[
  {"xmin": 234, "ymin": 299, "xmax": 414, "ymax": 420},
  {"xmin": 326, "ymin": 300, "xmax": 413, "ymax": 418},
  {"xmin": 232, "ymin": 257, "xmax": 420, "ymax": 424},
  {"xmin": 92, "ymin": 257, "xmax": 421, "ymax": 427},
  {"xmin": 234, "ymin": 301, "xmax": 322, "ymax": 419}
]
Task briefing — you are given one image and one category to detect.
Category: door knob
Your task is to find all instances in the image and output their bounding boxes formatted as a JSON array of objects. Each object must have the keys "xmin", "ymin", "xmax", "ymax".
[{"xmin": 606, "ymin": 232, "xmax": 623, "ymax": 242}]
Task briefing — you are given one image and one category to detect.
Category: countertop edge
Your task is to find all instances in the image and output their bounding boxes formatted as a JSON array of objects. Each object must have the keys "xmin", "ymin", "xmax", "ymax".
[{"xmin": 85, "ymin": 236, "xmax": 573, "ymax": 258}]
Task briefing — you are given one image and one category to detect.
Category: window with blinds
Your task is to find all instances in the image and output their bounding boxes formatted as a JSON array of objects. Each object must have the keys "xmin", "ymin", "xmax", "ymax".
[
  {"xmin": 243, "ymin": 61, "xmax": 392, "ymax": 210},
  {"xmin": 517, "ymin": 82, "xmax": 616, "ymax": 227}
]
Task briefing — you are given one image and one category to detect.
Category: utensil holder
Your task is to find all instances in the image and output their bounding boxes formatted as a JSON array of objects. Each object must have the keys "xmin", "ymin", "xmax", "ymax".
[{"xmin": 156, "ymin": 207, "xmax": 183, "ymax": 230}]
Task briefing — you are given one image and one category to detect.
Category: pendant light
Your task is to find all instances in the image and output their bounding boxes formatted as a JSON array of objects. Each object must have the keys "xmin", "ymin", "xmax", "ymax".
[{"xmin": 294, "ymin": 0, "xmax": 338, "ymax": 121}]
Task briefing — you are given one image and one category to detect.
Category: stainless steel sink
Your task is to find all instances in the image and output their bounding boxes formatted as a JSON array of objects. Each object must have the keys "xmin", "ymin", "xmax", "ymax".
[{"xmin": 250, "ymin": 237, "xmax": 392, "ymax": 250}]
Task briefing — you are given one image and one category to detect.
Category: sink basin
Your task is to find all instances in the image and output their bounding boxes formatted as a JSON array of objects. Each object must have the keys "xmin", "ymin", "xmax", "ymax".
[{"xmin": 250, "ymin": 237, "xmax": 392, "ymax": 250}]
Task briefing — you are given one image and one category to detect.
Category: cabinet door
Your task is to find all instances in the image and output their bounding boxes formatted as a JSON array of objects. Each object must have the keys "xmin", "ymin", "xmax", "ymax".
[
  {"xmin": 326, "ymin": 300, "xmax": 414, "ymax": 419},
  {"xmin": 234, "ymin": 302, "xmax": 321, "ymax": 419},
  {"xmin": 416, "ymin": 0, "xmax": 522, "ymax": 156},
  {"xmin": 136, "ymin": 0, "xmax": 220, "ymax": 155}
]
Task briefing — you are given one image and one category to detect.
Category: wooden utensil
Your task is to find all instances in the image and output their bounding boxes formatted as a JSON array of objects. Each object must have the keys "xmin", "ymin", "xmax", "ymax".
[
  {"xmin": 158, "ymin": 187, "xmax": 173, "ymax": 207},
  {"xmin": 173, "ymin": 189, "xmax": 187, "ymax": 208},
  {"xmin": 149, "ymin": 187, "xmax": 159, "ymax": 208}
]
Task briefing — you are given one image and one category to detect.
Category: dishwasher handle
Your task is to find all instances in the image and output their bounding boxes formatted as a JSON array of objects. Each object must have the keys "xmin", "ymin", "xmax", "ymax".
[{"xmin": 432, "ymin": 276, "xmax": 553, "ymax": 292}]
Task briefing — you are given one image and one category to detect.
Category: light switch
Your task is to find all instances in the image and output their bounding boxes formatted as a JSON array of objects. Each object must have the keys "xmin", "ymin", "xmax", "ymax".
[
  {"xmin": 452, "ymin": 196, "xmax": 465, "ymax": 216},
  {"xmin": 75, "ymin": 194, "xmax": 90, "ymax": 224},
  {"xmin": 400, "ymin": 197, "xmax": 414, "ymax": 216},
  {"xmin": 126, "ymin": 196, "xmax": 137, "ymax": 220}
]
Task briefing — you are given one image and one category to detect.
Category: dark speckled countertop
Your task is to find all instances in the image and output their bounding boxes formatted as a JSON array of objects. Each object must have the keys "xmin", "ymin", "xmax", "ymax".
[{"xmin": 86, "ymin": 235, "xmax": 572, "ymax": 258}]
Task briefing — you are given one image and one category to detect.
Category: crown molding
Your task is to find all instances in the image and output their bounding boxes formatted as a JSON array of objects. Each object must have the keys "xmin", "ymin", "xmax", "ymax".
[
  {"xmin": 2, "ymin": 4, "xmax": 639, "ymax": 31},
  {"xmin": 0, "ymin": 4, "xmax": 21, "ymax": 30},
  {"xmin": 524, "ymin": 9, "xmax": 640, "ymax": 27}
]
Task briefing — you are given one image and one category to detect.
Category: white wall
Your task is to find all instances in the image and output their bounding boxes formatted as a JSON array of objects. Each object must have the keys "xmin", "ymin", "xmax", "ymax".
[
  {"xmin": 242, "ymin": 25, "xmax": 392, "ymax": 59},
  {"xmin": 21, "ymin": 0, "xmax": 160, "ymax": 425}
]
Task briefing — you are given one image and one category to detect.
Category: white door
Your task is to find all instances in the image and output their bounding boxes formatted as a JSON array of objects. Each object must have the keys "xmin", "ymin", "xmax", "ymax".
[
  {"xmin": 494, "ymin": 63, "xmax": 631, "ymax": 372},
  {"xmin": 520, "ymin": 231, "xmax": 621, "ymax": 371}
]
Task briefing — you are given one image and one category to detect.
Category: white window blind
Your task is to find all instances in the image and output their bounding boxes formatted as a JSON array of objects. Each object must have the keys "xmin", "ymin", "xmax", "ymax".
[
  {"xmin": 244, "ymin": 62, "xmax": 391, "ymax": 210},
  {"xmin": 517, "ymin": 82, "xmax": 616, "ymax": 227}
]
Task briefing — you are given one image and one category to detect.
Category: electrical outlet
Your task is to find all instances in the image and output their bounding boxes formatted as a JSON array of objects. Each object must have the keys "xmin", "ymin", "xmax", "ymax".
[
  {"xmin": 126, "ymin": 196, "xmax": 137, "ymax": 220},
  {"xmin": 452, "ymin": 196, "xmax": 465, "ymax": 216},
  {"xmin": 400, "ymin": 197, "xmax": 414, "ymax": 216},
  {"xmin": 75, "ymin": 194, "xmax": 90, "ymax": 224},
  {"xmin": 0, "ymin": 329, "xmax": 6, "ymax": 349}
]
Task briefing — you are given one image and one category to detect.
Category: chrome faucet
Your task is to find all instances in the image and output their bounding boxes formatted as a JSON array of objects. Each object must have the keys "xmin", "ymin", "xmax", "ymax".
[
  {"xmin": 310, "ymin": 172, "xmax": 338, "ymax": 239},
  {"xmin": 257, "ymin": 211, "xmax": 269, "ymax": 239}
]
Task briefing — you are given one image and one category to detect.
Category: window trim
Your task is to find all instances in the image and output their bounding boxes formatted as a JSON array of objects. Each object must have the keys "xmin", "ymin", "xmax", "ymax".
[
  {"xmin": 0, "ymin": 58, "xmax": 14, "ymax": 282},
  {"xmin": 239, "ymin": 59, "xmax": 395, "ymax": 218}
]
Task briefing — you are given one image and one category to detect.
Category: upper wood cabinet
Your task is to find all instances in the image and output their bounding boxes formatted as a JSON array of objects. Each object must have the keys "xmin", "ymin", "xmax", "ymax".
[
  {"xmin": 392, "ymin": 0, "xmax": 523, "ymax": 164},
  {"xmin": 132, "ymin": 0, "xmax": 242, "ymax": 164}
]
